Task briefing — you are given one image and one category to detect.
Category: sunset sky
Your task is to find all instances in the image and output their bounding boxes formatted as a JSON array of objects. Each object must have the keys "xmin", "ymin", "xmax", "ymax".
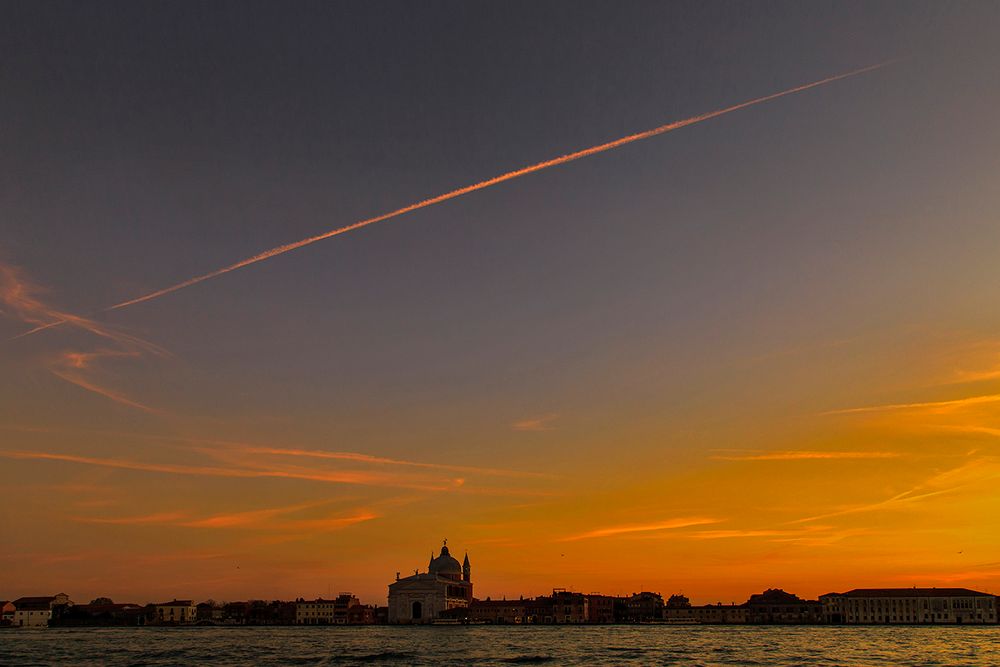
[{"xmin": 3, "ymin": 1, "xmax": 1000, "ymax": 606}]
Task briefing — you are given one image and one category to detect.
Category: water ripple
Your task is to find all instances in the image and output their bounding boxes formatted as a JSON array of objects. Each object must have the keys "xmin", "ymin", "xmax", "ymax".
[{"xmin": 0, "ymin": 626, "xmax": 998, "ymax": 666}]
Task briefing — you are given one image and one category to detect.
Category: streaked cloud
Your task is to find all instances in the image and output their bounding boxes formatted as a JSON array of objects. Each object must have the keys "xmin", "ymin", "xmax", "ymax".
[
  {"xmin": 72, "ymin": 502, "xmax": 379, "ymax": 534},
  {"xmin": 511, "ymin": 413, "xmax": 559, "ymax": 432},
  {"xmin": 940, "ymin": 339, "xmax": 1000, "ymax": 384},
  {"xmin": 789, "ymin": 458, "xmax": 999, "ymax": 524},
  {"xmin": 48, "ymin": 351, "xmax": 160, "ymax": 413},
  {"xmin": 73, "ymin": 512, "xmax": 187, "ymax": 525},
  {"xmin": 770, "ymin": 527, "xmax": 873, "ymax": 547},
  {"xmin": 822, "ymin": 393, "xmax": 1000, "ymax": 416},
  {"xmin": 952, "ymin": 368, "xmax": 1000, "ymax": 384},
  {"xmin": 10, "ymin": 62, "xmax": 892, "ymax": 330},
  {"xmin": 690, "ymin": 526, "xmax": 870, "ymax": 546},
  {"xmin": 790, "ymin": 487, "xmax": 955, "ymax": 525},
  {"xmin": 1, "ymin": 262, "xmax": 165, "ymax": 412},
  {"xmin": 932, "ymin": 425, "xmax": 1000, "ymax": 437},
  {"xmin": 180, "ymin": 499, "xmax": 335, "ymax": 528},
  {"xmin": 559, "ymin": 517, "xmax": 721, "ymax": 541},
  {"xmin": 895, "ymin": 562, "xmax": 1000, "ymax": 584},
  {"xmin": 692, "ymin": 529, "xmax": 792, "ymax": 539},
  {"xmin": 0, "ymin": 425, "xmax": 550, "ymax": 480},
  {"xmin": 271, "ymin": 511, "xmax": 379, "ymax": 532},
  {"xmin": 228, "ymin": 445, "xmax": 550, "ymax": 479},
  {"xmin": 0, "ymin": 449, "xmax": 463, "ymax": 491},
  {"xmin": 711, "ymin": 450, "xmax": 901, "ymax": 461}
]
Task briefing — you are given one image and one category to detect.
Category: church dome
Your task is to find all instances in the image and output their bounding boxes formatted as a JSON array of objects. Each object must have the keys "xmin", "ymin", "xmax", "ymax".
[{"xmin": 428, "ymin": 544, "xmax": 462, "ymax": 578}]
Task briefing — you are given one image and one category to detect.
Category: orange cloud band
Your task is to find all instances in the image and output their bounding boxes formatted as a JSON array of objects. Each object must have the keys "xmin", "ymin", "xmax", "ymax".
[
  {"xmin": 711, "ymin": 450, "xmax": 901, "ymax": 461},
  {"xmin": 0, "ymin": 450, "xmax": 460, "ymax": 491}
]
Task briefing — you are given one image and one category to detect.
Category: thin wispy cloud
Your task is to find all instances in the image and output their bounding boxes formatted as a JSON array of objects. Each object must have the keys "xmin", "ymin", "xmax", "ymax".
[
  {"xmin": 895, "ymin": 561, "xmax": 1000, "ymax": 584},
  {"xmin": 1, "ymin": 262, "xmax": 165, "ymax": 412},
  {"xmin": 711, "ymin": 450, "xmax": 901, "ymax": 461},
  {"xmin": 511, "ymin": 413, "xmax": 559, "ymax": 432},
  {"xmin": 822, "ymin": 393, "xmax": 1000, "ymax": 416},
  {"xmin": 789, "ymin": 458, "xmax": 999, "ymax": 524},
  {"xmin": 227, "ymin": 445, "xmax": 550, "ymax": 479},
  {"xmin": 559, "ymin": 517, "xmax": 721, "ymax": 541},
  {"xmin": 693, "ymin": 529, "xmax": 793, "ymax": 539},
  {"xmin": 180, "ymin": 499, "xmax": 337, "ymax": 528},
  {"xmin": 271, "ymin": 511, "xmax": 379, "ymax": 532},
  {"xmin": 73, "ymin": 511, "xmax": 187, "ymax": 526},
  {"xmin": 1, "ymin": 263, "xmax": 161, "ymax": 352},
  {"xmin": 72, "ymin": 501, "xmax": 378, "ymax": 534},
  {"xmin": 939, "ymin": 339, "xmax": 1000, "ymax": 384},
  {"xmin": 48, "ymin": 351, "xmax": 161, "ymax": 413},
  {"xmin": 770, "ymin": 527, "xmax": 872, "ymax": 547},
  {"xmin": 932, "ymin": 425, "xmax": 1000, "ymax": 437},
  {"xmin": 13, "ymin": 61, "xmax": 893, "ymax": 334},
  {"xmin": 0, "ymin": 450, "xmax": 463, "ymax": 491},
  {"xmin": 791, "ymin": 487, "xmax": 955, "ymax": 525},
  {"xmin": 952, "ymin": 368, "xmax": 1000, "ymax": 384},
  {"xmin": 690, "ymin": 526, "xmax": 870, "ymax": 546},
  {"xmin": 0, "ymin": 424, "xmax": 550, "ymax": 480}
]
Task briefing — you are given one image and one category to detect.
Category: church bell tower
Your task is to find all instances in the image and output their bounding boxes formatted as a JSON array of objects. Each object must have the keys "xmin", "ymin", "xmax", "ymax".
[{"xmin": 462, "ymin": 552, "xmax": 471, "ymax": 582}]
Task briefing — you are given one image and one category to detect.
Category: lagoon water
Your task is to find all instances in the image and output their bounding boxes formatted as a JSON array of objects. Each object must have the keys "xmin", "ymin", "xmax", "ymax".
[{"xmin": 1, "ymin": 625, "xmax": 999, "ymax": 666}]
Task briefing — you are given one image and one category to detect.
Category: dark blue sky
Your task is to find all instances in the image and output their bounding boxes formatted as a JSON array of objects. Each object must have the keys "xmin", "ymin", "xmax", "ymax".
[{"xmin": 3, "ymin": 0, "xmax": 998, "ymax": 439}]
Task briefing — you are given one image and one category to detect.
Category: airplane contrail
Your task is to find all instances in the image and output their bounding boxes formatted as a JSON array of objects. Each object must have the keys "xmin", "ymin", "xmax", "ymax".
[{"xmin": 15, "ymin": 61, "xmax": 893, "ymax": 336}]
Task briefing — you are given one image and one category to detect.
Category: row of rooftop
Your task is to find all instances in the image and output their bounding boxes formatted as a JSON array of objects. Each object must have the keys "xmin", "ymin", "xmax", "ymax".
[
  {"xmin": 0, "ymin": 593, "xmax": 383, "ymax": 628},
  {"xmin": 445, "ymin": 587, "xmax": 1000, "ymax": 626},
  {"xmin": 3, "ymin": 586, "xmax": 998, "ymax": 628}
]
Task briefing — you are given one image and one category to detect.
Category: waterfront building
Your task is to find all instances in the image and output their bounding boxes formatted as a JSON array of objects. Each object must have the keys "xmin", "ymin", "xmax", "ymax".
[
  {"xmin": 536, "ymin": 590, "xmax": 589, "ymax": 624},
  {"xmin": 663, "ymin": 594, "xmax": 748, "ymax": 624},
  {"xmin": 295, "ymin": 597, "xmax": 336, "ymax": 624},
  {"xmin": 820, "ymin": 588, "xmax": 998, "ymax": 625},
  {"xmin": 196, "ymin": 601, "xmax": 221, "ymax": 623},
  {"xmin": 444, "ymin": 591, "xmax": 613, "ymax": 625},
  {"xmin": 387, "ymin": 542, "xmax": 473, "ymax": 624},
  {"xmin": 12, "ymin": 594, "xmax": 71, "ymax": 627},
  {"xmin": 152, "ymin": 599, "xmax": 197, "ymax": 625},
  {"xmin": 666, "ymin": 594, "xmax": 691, "ymax": 608},
  {"xmin": 744, "ymin": 589, "xmax": 822, "ymax": 624},
  {"xmin": 374, "ymin": 606, "xmax": 389, "ymax": 624},
  {"xmin": 586, "ymin": 594, "xmax": 616, "ymax": 624},
  {"xmin": 1, "ymin": 600, "xmax": 14, "ymax": 626},
  {"xmin": 332, "ymin": 593, "xmax": 361, "ymax": 624},
  {"xmin": 296, "ymin": 593, "xmax": 360, "ymax": 625},
  {"xmin": 224, "ymin": 601, "xmax": 250, "ymax": 624},
  {"xmin": 663, "ymin": 602, "xmax": 748, "ymax": 624},
  {"xmin": 621, "ymin": 591, "xmax": 665, "ymax": 623},
  {"xmin": 249, "ymin": 600, "xmax": 298, "ymax": 625},
  {"xmin": 347, "ymin": 603, "xmax": 377, "ymax": 625},
  {"xmin": 444, "ymin": 597, "xmax": 528, "ymax": 624},
  {"xmin": 50, "ymin": 601, "xmax": 144, "ymax": 627}
]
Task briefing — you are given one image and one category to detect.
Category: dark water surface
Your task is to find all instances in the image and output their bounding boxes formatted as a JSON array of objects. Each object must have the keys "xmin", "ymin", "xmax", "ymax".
[{"xmin": 2, "ymin": 626, "xmax": 999, "ymax": 666}]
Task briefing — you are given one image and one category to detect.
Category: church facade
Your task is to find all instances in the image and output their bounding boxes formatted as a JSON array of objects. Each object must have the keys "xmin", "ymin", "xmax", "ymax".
[{"xmin": 388, "ymin": 542, "xmax": 472, "ymax": 623}]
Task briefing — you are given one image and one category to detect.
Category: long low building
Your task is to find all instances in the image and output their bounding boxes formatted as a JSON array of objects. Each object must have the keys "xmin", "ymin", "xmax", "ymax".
[
  {"xmin": 664, "ymin": 603, "xmax": 748, "ymax": 624},
  {"xmin": 11, "ymin": 594, "xmax": 72, "ymax": 628},
  {"xmin": 820, "ymin": 588, "xmax": 998, "ymax": 624},
  {"xmin": 442, "ymin": 591, "xmax": 618, "ymax": 624},
  {"xmin": 295, "ymin": 593, "xmax": 372, "ymax": 625},
  {"xmin": 151, "ymin": 600, "xmax": 197, "ymax": 625}
]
